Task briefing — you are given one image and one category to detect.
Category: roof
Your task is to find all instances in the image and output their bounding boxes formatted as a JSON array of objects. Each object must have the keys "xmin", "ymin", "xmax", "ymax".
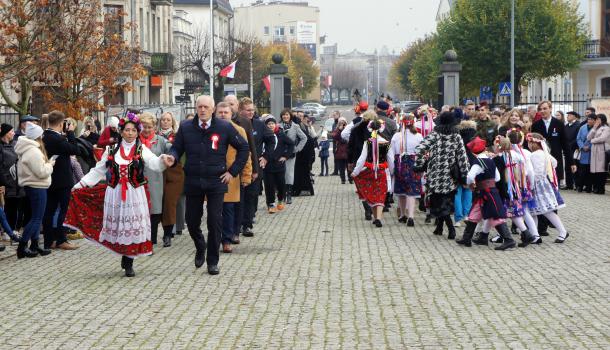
[{"xmin": 173, "ymin": 0, "xmax": 233, "ymax": 14}]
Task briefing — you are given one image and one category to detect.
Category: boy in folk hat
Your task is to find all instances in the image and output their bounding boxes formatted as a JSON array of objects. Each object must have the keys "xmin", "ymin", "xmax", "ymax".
[{"xmin": 456, "ymin": 136, "xmax": 516, "ymax": 250}]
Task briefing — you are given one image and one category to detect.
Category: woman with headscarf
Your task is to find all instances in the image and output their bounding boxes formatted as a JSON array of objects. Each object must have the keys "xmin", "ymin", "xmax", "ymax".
[
  {"xmin": 67, "ymin": 113, "xmax": 172, "ymax": 277},
  {"xmin": 414, "ymin": 111, "xmax": 470, "ymax": 239},
  {"xmin": 351, "ymin": 118, "xmax": 393, "ymax": 228}
]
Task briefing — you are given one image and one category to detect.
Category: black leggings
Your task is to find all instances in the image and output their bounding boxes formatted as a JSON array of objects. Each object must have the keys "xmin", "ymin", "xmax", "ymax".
[
  {"xmin": 150, "ymin": 214, "xmax": 173, "ymax": 244},
  {"xmin": 263, "ymin": 170, "xmax": 286, "ymax": 206},
  {"xmin": 336, "ymin": 159, "xmax": 348, "ymax": 182}
]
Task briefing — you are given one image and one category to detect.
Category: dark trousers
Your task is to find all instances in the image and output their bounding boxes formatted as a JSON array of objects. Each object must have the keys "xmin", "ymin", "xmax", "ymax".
[
  {"xmin": 242, "ymin": 177, "xmax": 261, "ymax": 229},
  {"xmin": 331, "ymin": 156, "xmax": 338, "ymax": 175},
  {"xmin": 4, "ymin": 196, "xmax": 31, "ymax": 231},
  {"xmin": 186, "ymin": 190, "xmax": 223, "ymax": 266},
  {"xmin": 336, "ymin": 159, "xmax": 348, "ymax": 182},
  {"xmin": 42, "ymin": 187, "xmax": 70, "ymax": 248},
  {"xmin": 22, "ymin": 187, "xmax": 47, "ymax": 242},
  {"xmin": 234, "ymin": 187, "xmax": 244, "ymax": 237},
  {"xmin": 593, "ymin": 172, "xmax": 607, "ymax": 193},
  {"xmin": 319, "ymin": 157, "xmax": 329, "ymax": 175},
  {"xmin": 222, "ymin": 202, "xmax": 237, "ymax": 244},
  {"xmin": 150, "ymin": 214, "xmax": 173, "ymax": 244},
  {"xmin": 577, "ymin": 163, "xmax": 592, "ymax": 190},
  {"xmin": 565, "ymin": 156, "xmax": 576, "ymax": 188},
  {"xmin": 264, "ymin": 170, "xmax": 286, "ymax": 206}
]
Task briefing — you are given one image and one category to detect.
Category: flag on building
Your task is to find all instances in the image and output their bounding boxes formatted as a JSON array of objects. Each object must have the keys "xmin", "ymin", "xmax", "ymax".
[
  {"xmin": 219, "ymin": 60, "xmax": 237, "ymax": 79},
  {"xmin": 263, "ymin": 75, "xmax": 271, "ymax": 92}
]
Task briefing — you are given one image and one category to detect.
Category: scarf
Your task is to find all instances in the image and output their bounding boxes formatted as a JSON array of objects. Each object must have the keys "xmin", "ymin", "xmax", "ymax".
[{"xmin": 139, "ymin": 132, "xmax": 156, "ymax": 149}]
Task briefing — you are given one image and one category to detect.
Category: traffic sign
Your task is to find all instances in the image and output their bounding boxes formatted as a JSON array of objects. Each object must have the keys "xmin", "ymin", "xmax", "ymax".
[
  {"xmin": 479, "ymin": 86, "xmax": 492, "ymax": 101},
  {"xmin": 499, "ymin": 82, "xmax": 512, "ymax": 96},
  {"xmin": 180, "ymin": 88, "xmax": 194, "ymax": 95}
]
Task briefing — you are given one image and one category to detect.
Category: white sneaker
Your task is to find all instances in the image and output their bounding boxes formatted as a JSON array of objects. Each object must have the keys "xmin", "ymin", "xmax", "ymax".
[{"xmin": 454, "ymin": 221, "xmax": 462, "ymax": 227}]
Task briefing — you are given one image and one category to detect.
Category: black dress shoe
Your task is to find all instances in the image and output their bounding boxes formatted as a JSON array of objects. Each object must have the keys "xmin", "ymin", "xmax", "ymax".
[
  {"xmin": 207, "ymin": 265, "xmax": 220, "ymax": 275},
  {"xmin": 398, "ymin": 216, "xmax": 407, "ymax": 223},
  {"xmin": 372, "ymin": 219, "xmax": 383, "ymax": 228},
  {"xmin": 242, "ymin": 227, "xmax": 254, "ymax": 237},
  {"xmin": 532, "ymin": 237, "xmax": 543, "ymax": 244},
  {"xmin": 424, "ymin": 215, "xmax": 432, "ymax": 224},
  {"xmin": 554, "ymin": 232, "xmax": 569, "ymax": 243},
  {"xmin": 175, "ymin": 230, "xmax": 182, "ymax": 235},
  {"xmin": 407, "ymin": 218, "xmax": 415, "ymax": 227},
  {"xmin": 364, "ymin": 213, "xmax": 372, "ymax": 221},
  {"xmin": 539, "ymin": 231, "xmax": 549, "ymax": 236},
  {"xmin": 163, "ymin": 236, "xmax": 172, "ymax": 247},
  {"xmin": 195, "ymin": 250, "xmax": 205, "ymax": 268}
]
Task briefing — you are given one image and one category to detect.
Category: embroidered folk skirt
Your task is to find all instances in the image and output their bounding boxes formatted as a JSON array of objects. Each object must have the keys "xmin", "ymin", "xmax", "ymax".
[
  {"xmin": 353, "ymin": 167, "xmax": 388, "ymax": 207},
  {"xmin": 65, "ymin": 183, "xmax": 153, "ymax": 258},
  {"xmin": 530, "ymin": 176, "xmax": 565, "ymax": 215},
  {"xmin": 393, "ymin": 154, "xmax": 421, "ymax": 197}
]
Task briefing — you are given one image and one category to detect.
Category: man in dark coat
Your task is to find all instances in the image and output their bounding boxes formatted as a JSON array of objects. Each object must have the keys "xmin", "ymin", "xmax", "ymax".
[
  {"xmin": 348, "ymin": 111, "xmax": 375, "ymax": 220},
  {"xmin": 42, "ymin": 111, "xmax": 81, "ymax": 250},
  {"xmin": 563, "ymin": 111, "xmax": 581, "ymax": 190},
  {"xmin": 169, "ymin": 95, "xmax": 249, "ymax": 275}
]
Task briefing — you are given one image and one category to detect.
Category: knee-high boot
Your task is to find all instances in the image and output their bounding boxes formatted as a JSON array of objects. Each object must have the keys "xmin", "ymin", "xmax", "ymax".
[
  {"xmin": 494, "ymin": 223, "xmax": 516, "ymax": 251},
  {"xmin": 432, "ymin": 217, "xmax": 444, "ymax": 235},
  {"xmin": 456, "ymin": 221, "xmax": 477, "ymax": 247},
  {"xmin": 362, "ymin": 201, "xmax": 372, "ymax": 221},
  {"xmin": 444, "ymin": 216, "xmax": 455, "ymax": 239},
  {"xmin": 122, "ymin": 256, "xmax": 135, "ymax": 277},
  {"xmin": 472, "ymin": 230, "xmax": 488, "ymax": 245}
]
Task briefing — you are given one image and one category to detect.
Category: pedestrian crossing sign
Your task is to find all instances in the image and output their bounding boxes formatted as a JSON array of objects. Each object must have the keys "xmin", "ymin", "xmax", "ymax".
[{"xmin": 499, "ymin": 82, "xmax": 512, "ymax": 96}]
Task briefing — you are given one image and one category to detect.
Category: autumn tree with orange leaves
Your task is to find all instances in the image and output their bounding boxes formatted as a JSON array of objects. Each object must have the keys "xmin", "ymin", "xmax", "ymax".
[{"xmin": 0, "ymin": 0, "xmax": 144, "ymax": 119}]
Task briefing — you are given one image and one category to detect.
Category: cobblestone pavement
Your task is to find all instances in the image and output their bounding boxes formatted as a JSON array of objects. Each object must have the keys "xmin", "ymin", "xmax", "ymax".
[{"xmin": 1, "ymin": 165, "xmax": 610, "ymax": 349}]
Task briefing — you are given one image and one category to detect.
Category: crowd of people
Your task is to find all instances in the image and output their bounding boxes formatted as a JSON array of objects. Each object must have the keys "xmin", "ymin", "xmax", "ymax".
[
  {"xmin": 343, "ymin": 97, "xmax": 610, "ymax": 250},
  {"xmin": 1, "ymin": 94, "xmax": 608, "ymax": 275},
  {"xmin": 0, "ymin": 95, "xmax": 322, "ymax": 277}
]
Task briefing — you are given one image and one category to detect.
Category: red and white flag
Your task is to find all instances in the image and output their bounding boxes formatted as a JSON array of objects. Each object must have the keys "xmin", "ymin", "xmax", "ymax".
[
  {"xmin": 219, "ymin": 60, "xmax": 237, "ymax": 79},
  {"xmin": 263, "ymin": 75, "xmax": 271, "ymax": 93},
  {"xmin": 299, "ymin": 76, "xmax": 304, "ymax": 88}
]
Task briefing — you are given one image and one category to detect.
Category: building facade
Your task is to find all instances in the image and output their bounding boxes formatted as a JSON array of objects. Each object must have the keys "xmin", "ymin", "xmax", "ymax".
[{"xmin": 233, "ymin": 1, "xmax": 321, "ymax": 101}]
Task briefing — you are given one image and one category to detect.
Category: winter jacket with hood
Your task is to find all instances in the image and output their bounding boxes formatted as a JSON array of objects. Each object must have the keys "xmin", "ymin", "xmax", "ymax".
[{"xmin": 15, "ymin": 137, "xmax": 54, "ymax": 189}]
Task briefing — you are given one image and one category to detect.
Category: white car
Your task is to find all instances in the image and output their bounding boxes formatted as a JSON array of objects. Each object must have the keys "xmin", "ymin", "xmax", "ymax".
[{"xmin": 302, "ymin": 103, "xmax": 327, "ymax": 117}]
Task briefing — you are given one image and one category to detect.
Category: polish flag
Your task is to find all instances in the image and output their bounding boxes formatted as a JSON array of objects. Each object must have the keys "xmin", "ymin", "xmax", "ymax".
[
  {"xmin": 263, "ymin": 75, "xmax": 271, "ymax": 93},
  {"xmin": 219, "ymin": 60, "xmax": 237, "ymax": 79}
]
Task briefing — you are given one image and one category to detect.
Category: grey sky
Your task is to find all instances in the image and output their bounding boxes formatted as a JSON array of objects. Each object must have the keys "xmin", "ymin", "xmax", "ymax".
[{"xmin": 232, "ymin": 0, "xmax": 440, "ymax": 55}]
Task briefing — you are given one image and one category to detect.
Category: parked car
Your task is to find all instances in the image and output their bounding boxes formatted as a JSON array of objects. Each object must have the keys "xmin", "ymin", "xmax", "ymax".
[
  {"xmin": 400, "ymin": 101, "xmax": 425, "ymax": 113},
  {"xmin": 302, "ymin": 102, "xmax": 327, "ymax": 117},
  {"xmin": 293, "ymin": 106, "xmax": 319, "ymax": 121}
]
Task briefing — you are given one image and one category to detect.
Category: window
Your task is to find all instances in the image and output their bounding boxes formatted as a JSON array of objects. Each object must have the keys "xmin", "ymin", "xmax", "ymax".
[
  {"xmin": 604, "ymin": 1, "xmax": 610, "ymax": 38},
  {"xmin": 274, "ymin": 26, "xmax": 285, "ymax": 36},
  {"xmin": 139, "ymin": 8, "xmax": 145, "ymax": 50},
  {"xmin": 264, "ymin": 26, "xmax": 270, "ymax": 35},
  {"xmin": 602, "ymin": 77, "xmax": 610, "ymax": 96},
  {"xmin": 103, "ymin": 5, "xmax": 123, "ymax": 40},
  {"xmin": 289, "ymin": 26, "xmax": 295, "ymax": 35}
]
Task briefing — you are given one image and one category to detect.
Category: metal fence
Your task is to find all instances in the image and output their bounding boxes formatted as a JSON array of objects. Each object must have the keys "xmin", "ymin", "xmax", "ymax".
[
  {"xmin": 0, "ymin": 111, "xmax": 19, "ymax": 128},
  {"xmin": 467, "ymin": 93, "xmax": 608, "ymax": 116}
]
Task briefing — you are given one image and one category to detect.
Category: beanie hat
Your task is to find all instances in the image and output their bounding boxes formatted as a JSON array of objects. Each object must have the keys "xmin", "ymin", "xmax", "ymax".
[
  {"xmin": 25, "ymin": 122, "xmax": 43, "ymax": 140},
  {"xmin": 0, "ymin": 123, "xmax": 13, "ymax": 138},
  {"xmin": 466, "ymin": 136, "xmax": 487, "ymax": 154},
  {"xmin": 107, "ymin": 116, "xmax": 119, "ymax": 129},
  {"xmin": 263, "ymin": 115, "xmax": 277, "ymax": 125},
  {"xmin": 376, "ymin": 101, "xmax": 390, "ymax": 111}
]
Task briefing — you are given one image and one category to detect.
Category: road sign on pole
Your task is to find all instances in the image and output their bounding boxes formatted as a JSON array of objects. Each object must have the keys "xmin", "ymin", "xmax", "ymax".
[{"xmin": 499, "ymin": 82, "xmax": 512, "ymax": 97}]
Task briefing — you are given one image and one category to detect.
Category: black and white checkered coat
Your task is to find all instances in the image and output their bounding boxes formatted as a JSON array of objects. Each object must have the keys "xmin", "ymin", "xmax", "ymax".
[{"xmin": 415, "ymin": 125, "xmax": 470, "ymax": 194}]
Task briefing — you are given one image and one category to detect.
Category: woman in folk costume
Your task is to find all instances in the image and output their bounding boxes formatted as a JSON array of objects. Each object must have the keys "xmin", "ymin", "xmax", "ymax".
[
  {"xmin": 351, "ymin": 118, "xmax": 393, "ymax": 228},
  {"xmin": 388, "ymin": 113, "xmax": 423, "ymax": 226},
  {"xmin": 455, "ymin": 137, "xmax": 516, "ymax": 250},
  {"xmin": 414, "ymin": 111, "xmax": 469, "ymax": 239},
  {"xmin": 488, "ymin": 135, "xmax": 538, "ymax": 248},
  {"xmin": 67, "ymin": 113, "xmax": 172, "ymax": 277},
  {"xmin": 526, "ymin": 132, "xmax": 570, "ymax": 243}
]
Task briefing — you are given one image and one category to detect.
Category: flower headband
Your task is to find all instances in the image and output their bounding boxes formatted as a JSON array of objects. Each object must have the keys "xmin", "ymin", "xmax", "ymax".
[
  {"xmin": 119, "ymin": 112, "xmax": 143, "ymax": 132},
  {"xmin": 525, "ymin": 133, "xmax": 543, "ymax": 144},
  {"xmin": 367, "ymin": 119, "xmax": 386, "ymax": 133},
  {"xmin": 399, "ymin": 113, "xmax": 415, "ymax": 126}
]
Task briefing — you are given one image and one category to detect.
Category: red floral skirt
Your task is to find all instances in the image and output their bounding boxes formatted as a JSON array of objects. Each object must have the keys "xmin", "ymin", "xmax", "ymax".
[
  {"xmin": 353, "ymin": 168, "xmax": 388, "ymax": 207},
  {"xmin": 64, "ymin": 184, "xmax": 153, "ymax": 257}
]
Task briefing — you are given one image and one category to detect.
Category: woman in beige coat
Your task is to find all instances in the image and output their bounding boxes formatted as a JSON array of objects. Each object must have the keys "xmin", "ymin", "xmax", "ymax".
[{"xmin": 587, "ymin": 114, "xmax": 610, "ymax": 194}]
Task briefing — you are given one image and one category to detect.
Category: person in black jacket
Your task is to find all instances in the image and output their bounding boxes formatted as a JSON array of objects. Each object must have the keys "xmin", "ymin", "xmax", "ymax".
[
  {"xmin": 168, "ymin": 95, "xmax": 249, "ymax": 275},
  {"xmin": 564, "ymin": 111, "xmax": 581, "ymax": 190},
  {"xmin": 348, "ymin": 111, "xmax": 375, "ymax": 220},
  {"xmin": 1, "ymin": 123, "xmax": 28, "ymax": 233},
  {"xmin": 238, "ymin": 98, "xmax": 275, "ymax": 237},
  {"xmin": 261, "ymin": 116, "xmax": 294, "ymax": 213},
  {"xmin": 41, "ymin": 111, "xmax": 81, "ymax": 250}
]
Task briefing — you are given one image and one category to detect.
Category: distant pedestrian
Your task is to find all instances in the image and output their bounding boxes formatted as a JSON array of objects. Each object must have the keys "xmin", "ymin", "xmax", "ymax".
[
  {"xmin": 318, "ymin": 131, "xmax": 330, "ymax": 176},
  {"xmin": 586, "ymin": 114, "xmax": 610, "ymax": 195}
]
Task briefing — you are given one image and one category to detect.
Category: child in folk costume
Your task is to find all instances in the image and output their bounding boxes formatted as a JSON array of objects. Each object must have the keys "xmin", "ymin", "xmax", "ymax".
[
  {"xmin": 455, "ymin": 137, "xmax": 516, "ymax": 250},
  {"xmin": 489, "ymin": 135, "xmax": 538, "ymax": 247},
  {"xmin": 351, "ymin": 119, "xmax": 392, "ymax": 228},
  {"xmin": 526, "ymin": 133, "xmax": 570, "ymax": 243},
  {"xmin": 388, "ymin": 113, "xmax": 423, "ymax": 226},
  {"xmin": 67, "ymin": 113, "xmax": 172, "ymax": 277}
]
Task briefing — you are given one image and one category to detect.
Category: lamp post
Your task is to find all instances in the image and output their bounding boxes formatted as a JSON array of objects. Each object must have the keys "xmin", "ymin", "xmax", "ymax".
[
  {"xmin": 510, "ymin": 0, "xmax": 515, "ymax": 107},
  {"xmin": 209, "ymin": 0, "xmax": 215, "ymax": 101}
]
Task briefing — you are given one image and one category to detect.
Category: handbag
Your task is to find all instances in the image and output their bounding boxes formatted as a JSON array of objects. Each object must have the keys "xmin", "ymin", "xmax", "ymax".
[{"xmin": 573, "ymin": 149, "xmax": 581, "ymax": 161}]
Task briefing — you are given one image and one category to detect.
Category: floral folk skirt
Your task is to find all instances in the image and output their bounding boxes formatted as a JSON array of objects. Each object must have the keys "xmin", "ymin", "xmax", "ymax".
[
  {"xmin": 353, "ymin": 168, "xmax": 388, "ymax": 207},
  {"xmin": 393, "ymin": 154, "xmax": 421, "ymax": 197}
]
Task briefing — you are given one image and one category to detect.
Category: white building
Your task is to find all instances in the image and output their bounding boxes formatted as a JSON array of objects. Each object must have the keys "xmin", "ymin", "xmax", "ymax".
[{"xmin": 234, "ymin": 0, "xmax": 321, "ymax": 100}]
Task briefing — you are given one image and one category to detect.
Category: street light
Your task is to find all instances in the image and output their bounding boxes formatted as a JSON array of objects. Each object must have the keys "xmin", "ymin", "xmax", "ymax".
[
  {"xmin": 210, "ymin": 0, "xmax": 214, "ymax": 100},
  {"xmin": 510, "ymin": 0, "xmax": 515, "ymax": 107}
]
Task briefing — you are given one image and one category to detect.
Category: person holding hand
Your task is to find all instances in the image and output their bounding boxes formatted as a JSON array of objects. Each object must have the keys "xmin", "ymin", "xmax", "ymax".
[{"xmin": 67, "ymin": 113, "xmax": 171, "ymax": 277}]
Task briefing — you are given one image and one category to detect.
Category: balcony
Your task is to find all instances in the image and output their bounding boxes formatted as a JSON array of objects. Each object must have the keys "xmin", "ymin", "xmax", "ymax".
[
  {"xmin": 273, "ymin": 35, "xmax": 287, "ymax": 43},
  {"xmin": 581, "ymin": 40, "xmax": 610, "ymax": 59},
  {"xmin": 150, "ymin": 0, "xmax": 172, "ymax": 6},
  {"xmin": 150, "ymin": 53, "xmax": 174, "ymax": 74}
]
